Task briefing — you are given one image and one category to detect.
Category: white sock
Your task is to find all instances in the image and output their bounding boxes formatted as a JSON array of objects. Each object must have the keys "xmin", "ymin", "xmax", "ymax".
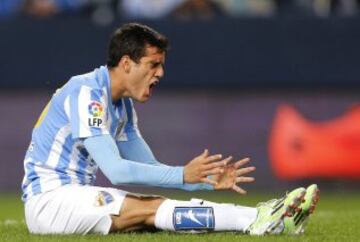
[{"xmin": 154, "ymin": 198, "xmax": 257, "ymax": 232}]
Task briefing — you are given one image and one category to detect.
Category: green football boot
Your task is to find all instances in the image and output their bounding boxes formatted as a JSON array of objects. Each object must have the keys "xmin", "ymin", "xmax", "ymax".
[
  {"xmin": 247, "ymin": 187, "xmax": 306, "ymax": 235},
  {"xmin": 283, "ymin": 184, "xmax": 320, "ymax": 235}
]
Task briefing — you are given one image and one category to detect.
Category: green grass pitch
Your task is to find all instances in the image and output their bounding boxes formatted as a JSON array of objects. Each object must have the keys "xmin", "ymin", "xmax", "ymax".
[{"xmin": 1, "ymin": 190, "xmax": 359, "ymax": 242}]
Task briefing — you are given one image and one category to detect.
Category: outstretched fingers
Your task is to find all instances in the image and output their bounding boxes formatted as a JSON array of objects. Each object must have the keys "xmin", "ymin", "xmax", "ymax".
[
  {"xmin": 201, "ymin": 177, "xmax": 218, "ymax": 186},
  {"xmin": 233, "ymin": 157, "xmax": 251, "ymax": 169},
  {"xmin": 203, "ymin": 154, "xmax": 223, "ymax": 164},
  {"xmin": 203, "ymin": 156, "xmax": 231, "ymax": 169},
  {"xmin": 201, "ymin": 156, "xmax": 232, "ymax": 176},
  {"xmin": 236, "ymin": 166, "xmax": 256, "ymax": 176},
  {"xmin": 232, "ymin": 185, "xmax": 247, "ymax": 195},
  {"xmin": 235, "ymin": 177, "xmax": 255, "ymax": 183},
  {"xmin": 232, "ymin": 158, "xmax": 255, "ymax": 194},
  {"xmin": 185, "ymin": 149, "xmax": 233, "ymax": 184},
  {"xmin": 200, "ymin": 149, "xmax": 209, "ymax": 158}
]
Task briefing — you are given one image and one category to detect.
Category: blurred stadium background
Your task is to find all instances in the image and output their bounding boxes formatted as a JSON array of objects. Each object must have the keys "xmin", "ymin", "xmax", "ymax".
[{"xmin": 1, "ymin": 0, "xmax": 360, "ymax": 196}]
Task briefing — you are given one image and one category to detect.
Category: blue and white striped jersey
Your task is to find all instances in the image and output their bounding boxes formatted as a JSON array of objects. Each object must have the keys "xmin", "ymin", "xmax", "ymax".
[{"xmin": 21, "ymin": 66, "xmax": 141, "ymax": 202}]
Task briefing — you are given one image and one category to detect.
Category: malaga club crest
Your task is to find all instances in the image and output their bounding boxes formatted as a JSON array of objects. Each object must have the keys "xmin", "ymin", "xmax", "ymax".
[
  {"xmin": 94, "ymin": 191, "xmax": 114, "ymax": 207},
  {"xmin": 88, "ymin": 101, "xmax": 104, "ymax": 127}
]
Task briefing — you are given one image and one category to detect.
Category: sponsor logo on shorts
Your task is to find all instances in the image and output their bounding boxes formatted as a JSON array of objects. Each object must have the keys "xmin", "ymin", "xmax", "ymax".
[
  {"xmin": 94, "ymin": 191, "xmax": 114, "ymax": 207},
  {"xmin": 88, "ymin": 101, "xmax": 104, "ymax": 127}
]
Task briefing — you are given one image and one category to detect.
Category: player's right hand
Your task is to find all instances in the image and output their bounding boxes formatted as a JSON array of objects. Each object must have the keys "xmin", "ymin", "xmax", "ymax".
[{"xmin": 183, "ymin": 149, "xmax": 229, "ymax": 186}]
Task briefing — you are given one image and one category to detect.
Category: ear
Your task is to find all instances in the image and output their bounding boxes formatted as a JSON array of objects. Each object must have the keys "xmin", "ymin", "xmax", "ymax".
[{"xmin": 119, "ymin": 55, "xmax": 132, "ymax": 73}]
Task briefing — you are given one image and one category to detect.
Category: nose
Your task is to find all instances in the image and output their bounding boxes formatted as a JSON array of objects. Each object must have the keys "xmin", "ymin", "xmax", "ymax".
[{"xmin": 155, "ymin": 65, "xmax": 164, "ymax": 78}]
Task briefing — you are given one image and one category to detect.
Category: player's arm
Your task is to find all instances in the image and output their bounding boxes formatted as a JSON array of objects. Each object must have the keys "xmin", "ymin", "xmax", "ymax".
[
  {"xmin": 118, "ymin": 98, "xmax": 219, "ymax": 190},
  {"xmin": 116, "ymin": 137, "xmax": 257, "ymax": 194},
  {"xmin": 116, "ymin": 137, "xmax": 157, "ymax": 164},
  {"xmin": 116, "ymin": 137, "xmax": 215, "ymax": 191},
  {"xmin": 83, "ymin": 134, "xmax": 226, "ymax": 187}
]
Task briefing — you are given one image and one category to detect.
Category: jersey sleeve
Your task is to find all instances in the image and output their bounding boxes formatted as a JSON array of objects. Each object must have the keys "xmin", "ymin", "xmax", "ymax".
[
  {"xmin": 66, "ymin": 86, "xmax": 110, "ymax": 139},
  {"xmin": 116, "ymin": 136, "xmax": 157, "ymax": 163},
  {"xmin": 116, "ymin": 97, "xmax": 142, "ymax": 141}
]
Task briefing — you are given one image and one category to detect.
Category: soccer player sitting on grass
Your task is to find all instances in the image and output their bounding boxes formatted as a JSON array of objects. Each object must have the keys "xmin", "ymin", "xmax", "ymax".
[{"xmin": 21, "ymin": 23, "xmax": 319, "ymax": 235}]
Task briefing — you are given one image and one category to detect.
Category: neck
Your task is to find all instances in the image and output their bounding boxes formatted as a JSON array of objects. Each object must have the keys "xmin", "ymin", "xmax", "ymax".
[{"xmin": 108, "ymin": 67, "xmax": 128, "ymax": 103}]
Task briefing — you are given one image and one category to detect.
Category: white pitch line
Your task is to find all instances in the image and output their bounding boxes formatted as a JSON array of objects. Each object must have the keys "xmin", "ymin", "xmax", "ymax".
[
  {"xmin": 315, "ymin": 211, "xmax": 336, "ymax": 218},
  {"xmin": 315, "ymin": 210, "xmax": 360, "ymax": 218},
  {"xmin": 0, "ymin": 219, "xmax": 25, "ymax": 226}
]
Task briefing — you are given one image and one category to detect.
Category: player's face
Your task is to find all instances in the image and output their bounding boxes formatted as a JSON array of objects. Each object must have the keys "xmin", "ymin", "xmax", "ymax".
[{"xmin": 127, "ymin": 46, "xmax": 165, "ymax": 102}]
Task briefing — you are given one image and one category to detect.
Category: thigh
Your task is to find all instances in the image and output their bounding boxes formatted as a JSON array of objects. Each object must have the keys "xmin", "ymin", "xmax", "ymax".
[{"xmin": 25, "ymin": 184, "xmax": 128, "ymax": 234}]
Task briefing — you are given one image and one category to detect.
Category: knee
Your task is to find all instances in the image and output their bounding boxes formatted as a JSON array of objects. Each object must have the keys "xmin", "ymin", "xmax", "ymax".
[
  {"xmin": 147, "ymin": 197, "xmax": 165, "ymax": 211},
  {"xmin": 110, "ymin": 196, "xmax": 165, "ymax": 232},
  {"xmin": 135, "ymin": 197, "xmax": 165, "ymax": 225},
  {"xmin": 143, "ymin": 198, "xmax": 165, "ymax": 223}
]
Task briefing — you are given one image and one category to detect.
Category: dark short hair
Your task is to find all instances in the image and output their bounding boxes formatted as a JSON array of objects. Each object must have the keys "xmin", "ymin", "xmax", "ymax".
[{"xmin": 107, "ymin": 23, "xmax": 169, "ymax": 68}]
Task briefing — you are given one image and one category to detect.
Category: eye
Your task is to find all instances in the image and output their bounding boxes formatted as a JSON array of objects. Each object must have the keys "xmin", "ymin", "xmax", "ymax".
[{"xmin": 151, "ymin": 62, "xmax": 161, "ymax": 69}]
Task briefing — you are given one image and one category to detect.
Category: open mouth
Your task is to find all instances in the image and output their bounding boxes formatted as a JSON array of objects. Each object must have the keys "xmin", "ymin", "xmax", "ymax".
[
  {"xmin": 149, "ymin": 79, "xmax": 159, "ymax": 90},
  {"xmin": 147, "ymin": 79, "xmax": 159, "ymax": 98}
]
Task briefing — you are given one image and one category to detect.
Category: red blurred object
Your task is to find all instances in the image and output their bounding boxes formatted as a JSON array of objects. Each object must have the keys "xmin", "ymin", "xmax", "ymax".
[{"xmin": 269, "ymin": 104, "xmax": 360, "ymax": 180}]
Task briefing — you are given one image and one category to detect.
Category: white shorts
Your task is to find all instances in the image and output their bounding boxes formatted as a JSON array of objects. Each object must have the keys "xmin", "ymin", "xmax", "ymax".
[{"xmin": 24, "ymin": 184, "xmax": 128, "ymax": 235}]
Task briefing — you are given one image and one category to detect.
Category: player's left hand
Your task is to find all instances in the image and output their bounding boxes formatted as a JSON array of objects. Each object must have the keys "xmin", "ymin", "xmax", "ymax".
[{"xmin": 211, "ymin": 157, "xmax": 255, "ymax": 194}]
